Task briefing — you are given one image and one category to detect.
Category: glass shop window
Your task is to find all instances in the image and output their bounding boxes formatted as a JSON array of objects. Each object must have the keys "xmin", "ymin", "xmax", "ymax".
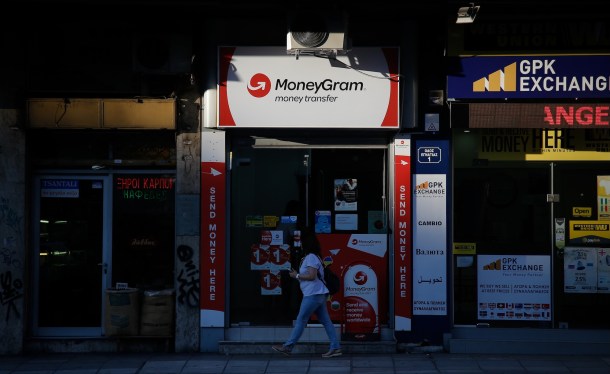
[{"xmin": 112, "ymin": 174, "xmax": 175, "ymax": 289}]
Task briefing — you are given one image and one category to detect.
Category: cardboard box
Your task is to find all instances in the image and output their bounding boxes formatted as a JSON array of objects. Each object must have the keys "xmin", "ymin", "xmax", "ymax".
[
  {"xmin": 104, "ymin": 288, "xmax": 140, "ymax": 336},
  {"xmin": 140, "ymin": 289, "xmax": 174, "ymax": 336}
]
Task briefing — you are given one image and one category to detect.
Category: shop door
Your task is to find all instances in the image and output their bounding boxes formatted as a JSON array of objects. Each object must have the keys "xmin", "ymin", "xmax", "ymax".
[
  {"xmin": 453, "ymin": 163, "xmax": 553, "ymax": 326},
  {"xmin": 552, "ymin": 162, "xmax": 610, "ymax": 329},
  {"xmin": 229, "ymin": 146, "xmax": 387, "ymax": 326},
  {"xmin": 32, "ymin": 176, "xmax": 110, "ymax": 336},
  {"xmin": 454, "ymin": 161, "xmax": 610, "ymax": 329}
]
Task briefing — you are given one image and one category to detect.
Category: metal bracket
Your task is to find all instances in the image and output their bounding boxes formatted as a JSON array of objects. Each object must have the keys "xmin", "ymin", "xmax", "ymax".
[{"xmin": 546, "ymin": 194, "xmax": 560, "ymax": 203}]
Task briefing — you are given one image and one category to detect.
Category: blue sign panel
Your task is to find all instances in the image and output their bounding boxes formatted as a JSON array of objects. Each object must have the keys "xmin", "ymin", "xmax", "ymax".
[
  {"xmin": 414, "ymin": 140, "xmax": 449, "ymax": 174},
  {"xmin": 447, "ymin": 56, "xmax": 610, "ymax": 100},
  {"xmin": 417, "ymin": 146, "xmax": 442, "ymax": 164},
  {"xmin": 41, "ymin": 179, "xmax": 80, "ymax": 198}
]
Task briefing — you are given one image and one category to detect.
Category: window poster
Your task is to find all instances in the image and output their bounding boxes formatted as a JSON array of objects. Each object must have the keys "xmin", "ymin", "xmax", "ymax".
[
  {"xmin": 477, "ymin": 255, "xmax": 551, "ymax": 321},
  {"xmin": 564, "ymin": 247, "xmax": 597, "ymax": 293},
  {"xmin": 260, "ymin": 230, "xmax": 284, "ymax": 246},
  {"xmin": 599, "ymin": 176, "xmax": 610, "ymax": 220},
  {"xmin": 334, "ymin": 178, "xmax": 358, "ymax": 211},
  {"xmin": 335, "ymin": 214, "xmax": 358, "ymax": 231},
  {"xmin": 261, "ymin": 270, "xmax": 282, "ymax": 295},
  {"xmin": 250, "ymin": 244, "xmax": 270, "ymax": 270},
  {"xmin": 315, "ymin": 210, "xmax": 332, "ymax": 233},
  {"xmin": 564, "ymin": 247, "xmax": 610, "ymax": 293},
  {"xmin": 246, "ymin": 215, "xmax": 263, "ymax": 227},
  {"xmin": 368, "ymin": 210, "xmax": 387, "ymax": 233},
  {"xmin": 268, "ymin": 245, "xmax": 291, "ymax": 271},
  {"xmin": 599, "ymin": 248, "xmax": 610, "ymax": 293},
  {"xmin": 250, "ymin": 230, "xmax": 292, "ymax": 295}
]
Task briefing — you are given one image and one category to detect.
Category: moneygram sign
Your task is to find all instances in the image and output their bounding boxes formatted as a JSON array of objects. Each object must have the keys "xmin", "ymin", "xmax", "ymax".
[
  {"xmin": 447, "ymin": 55, "xmax": 610, "ymax": 100},
  {"xmin": 218, "ymin": 47, "xmax": 399, "ymax": 128}
]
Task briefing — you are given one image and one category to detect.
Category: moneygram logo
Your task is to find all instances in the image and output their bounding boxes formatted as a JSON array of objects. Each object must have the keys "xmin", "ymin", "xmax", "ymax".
[
  {"xmin": 247, "ymin": 73, "xmax": 271, "ymax": 98},
  {"xmin": 473, "ymin": 62, "xmax": 517, "ymax": 92},
  {"xmin": 353, "ymin": 270, "xmax": 368, "ymax": 285}
]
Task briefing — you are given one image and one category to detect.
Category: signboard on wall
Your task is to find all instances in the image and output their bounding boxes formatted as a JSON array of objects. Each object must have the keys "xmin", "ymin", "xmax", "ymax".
[
  {"xmin": 393, "ymin": 134, "xmax": 412, "ymax": 330},
  {"xmin": 113, "ymin": 174, "xmax": 176, "ymax": 292},
  {"xmin": 477, "ymin": 255, "xmax": 551, "ymax": 321},
  {"xmin": 41, "ymin": 179, "xmax": 80, "ymax": 198},
  {"xmin": 469, "ymin": 103, "xmax": 610, "ymax": 129},
  {"xmin": 447, "ymin": 19, "xmax": 610, "ymax": 56},
  {"xmin": 447, "ymin": 55, "xmax": 610, "ymax": 100},
  {"xmin": 218, "ymin": 47, "xmax": 399, "ymax": 128},
  {"xmin": 200, "ymin": 130, "xmax": 227, "ymax": 327},
  {"xmin": 569, "ymin": 220, "xmax": 610, "ymax": 245},
  {"xmin": 412, "ymin": 139, "xmax": 450, "ymax": 316},
  {"xmin": 476, "ymin": 129, "xmax": 610, "ymax": 161}
]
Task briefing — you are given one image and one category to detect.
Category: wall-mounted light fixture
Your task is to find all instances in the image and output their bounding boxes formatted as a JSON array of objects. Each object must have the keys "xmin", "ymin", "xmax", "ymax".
[{"xmin": 456, "ymin": 3, "xmax": 479, "ymax": 24}]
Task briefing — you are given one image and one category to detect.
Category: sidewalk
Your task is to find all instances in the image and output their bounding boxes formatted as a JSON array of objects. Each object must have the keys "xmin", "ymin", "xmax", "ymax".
[{"xmin": 1, "ymin": 352, "xmax": 609, "ymax": 373}]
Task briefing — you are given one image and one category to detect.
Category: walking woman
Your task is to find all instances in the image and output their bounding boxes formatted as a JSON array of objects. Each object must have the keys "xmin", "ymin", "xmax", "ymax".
[{"xmin": 272, "ymin": 229, "xmax": 342, "ymax": 357}]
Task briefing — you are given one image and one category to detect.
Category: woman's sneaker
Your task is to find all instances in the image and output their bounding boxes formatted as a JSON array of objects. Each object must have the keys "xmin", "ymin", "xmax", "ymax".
[
  {"xmin": 272, "ymin": 345, "xmax": 291, "ymax": 356},
  {"xmin": 322, "ymin": 348, "xmax": 342, "ymax": 358}
]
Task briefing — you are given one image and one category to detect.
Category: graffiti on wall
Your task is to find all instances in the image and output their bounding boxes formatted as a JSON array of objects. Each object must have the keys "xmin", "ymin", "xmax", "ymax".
[
  {"xmin": 177, "ymin": 244, "xmax": 199, "ymax": 308},
  {"xmin": 0, "ymin": 196, "xmax": 24, "ymax": 322},
  {"xmin": 0, "ymin": 271, "xmax": 22, "ymax": 322},
  {"xmin": 0, "ymin": 197, "xmax": 22, "ymax": 240}
]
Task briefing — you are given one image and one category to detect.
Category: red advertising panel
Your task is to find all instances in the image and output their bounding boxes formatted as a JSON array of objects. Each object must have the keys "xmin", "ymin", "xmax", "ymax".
[
  {"xmin": 317, "ymin": 233, "xmax": 387, "ymax": 341},
  {"xmin": 393, "ymin": 134, "xmax": 412, "ymax": 331},
  {"xmin": 200, "ymin": 161, "xmax": 226, "ymax": 327},
  {"xmin": 469, "ymin": 103, "xmax": 610, "ymax": 128}
]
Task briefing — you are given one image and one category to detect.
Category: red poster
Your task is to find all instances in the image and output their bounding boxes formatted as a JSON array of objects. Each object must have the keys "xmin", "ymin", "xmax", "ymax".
[
  {"xmin": 317, "ymin": 233, "xmax": 388, "ymax": 340},
  {"xmin": 200, "ymin": 161, "xmax": 226, "ymax": 327},
  {"xmin": 393, "ymin": 135, "xmax": 412, "ymax": 331}
]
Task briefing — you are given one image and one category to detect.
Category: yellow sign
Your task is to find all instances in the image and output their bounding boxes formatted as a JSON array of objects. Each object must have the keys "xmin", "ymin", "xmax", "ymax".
[
  {"xmin": 478, "ymin": 129, "xmax": 610, "ymax": 161},
  {"xmin": 569, "ymin": 220, "xmax": 610, "ymax": 244},
  {"xmin": 246, "ymin": 215, "xmax": 263, "ymax": 227},
  {"xmin": 599, "ymin": 176, "xmax": 610, "ymax": 220},
  {"xmin": 263, "ymin": 215, "xmax": 279, "ymax": 228},
  {"xmin": 572, "ymin": 207, "xmax": 592, "ymax": 218},
  {"xmin": 453, "ymin": 242, "xmax": 476, "ymax": 254}
]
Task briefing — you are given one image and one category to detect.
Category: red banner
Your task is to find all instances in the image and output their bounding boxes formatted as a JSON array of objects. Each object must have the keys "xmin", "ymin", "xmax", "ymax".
[
  {"xmin": 200, "ymin": 161, "xmax": 226, "ymax": 326},
  {"xmin": 393, "ymin": 135, "xmax": 412, "ymax": 330}
]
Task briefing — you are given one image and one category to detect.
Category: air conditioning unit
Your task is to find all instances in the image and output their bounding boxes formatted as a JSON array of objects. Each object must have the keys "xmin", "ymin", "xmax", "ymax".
[{"xmin": 287, "ymin": 12, "xmax": 350, "ymax": 55}]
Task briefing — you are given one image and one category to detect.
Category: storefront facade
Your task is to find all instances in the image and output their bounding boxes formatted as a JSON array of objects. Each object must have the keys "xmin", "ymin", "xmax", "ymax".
[
  {"xmin": 446, "ymin": 15, "xmax": 610, "ymax": 353},
  {"xmin": 198, "ymin": 46, "xmax": 451, "ymax": 352},
  {"xmin": 1, "ymin": 1, "xmax": 608, "ymax": 356},
  {"xmin": 0, "ymin": 3, "xmax": 450, "ymax": 354}
]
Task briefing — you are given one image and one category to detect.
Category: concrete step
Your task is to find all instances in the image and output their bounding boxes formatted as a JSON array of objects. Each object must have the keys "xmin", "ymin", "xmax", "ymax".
[
  {"xmin": 219, "ymin": 340, "xmax": 399, "ymax": 355},
  {"xmin": 445, "ymin": 327, "xmax": 610, "ymax": 355},
  {"xmin": 220, "ymin": 326, "xmax": 399, "ymax": 354}
]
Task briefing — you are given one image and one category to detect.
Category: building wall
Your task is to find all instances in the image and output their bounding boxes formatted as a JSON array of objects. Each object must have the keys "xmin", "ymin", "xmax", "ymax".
[
  {"xmin": 0, "ymin": 1, "xmax": 447, "ymax": 354},
  {"xmin": 0, "ymin": 110, "xmax": 26, "ymax": 355},
  {"xmin": 0, "ymin": 18, "xmax": 27, "ymax": 354},
  {"xmin": 175, "ymin": 105, "xmax": 202, "ymax": 352}
]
